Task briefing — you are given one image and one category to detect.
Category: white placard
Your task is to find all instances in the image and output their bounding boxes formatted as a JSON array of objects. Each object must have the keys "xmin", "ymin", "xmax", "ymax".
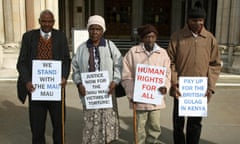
[
  {"xmin": 32, "ymin": 60, "xmax": 62, "ymax": 101},
  {"xmin": 81, "ymin": 71, "xmax": 112, "ymax": 109},
  {"xmin": 133, "ymin": 64, "xmax": 166, "ymax": 105},
  {"xmin": 178, "ymin": 77, "xmax": 208, "ymax": 117},
  {"xmin": 72, "ymin": 29, "xmax": 89, "ymax": 54}
]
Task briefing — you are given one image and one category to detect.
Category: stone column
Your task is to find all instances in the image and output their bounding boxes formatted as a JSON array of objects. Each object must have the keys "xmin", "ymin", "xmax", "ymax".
[
  {"xmin": 46, "ymin": 0, "xmax": 59, "ymax": 29},
  {"xmin": 216, "ymin": 0, "xmax": 240, "ymax": 73},
  {"xmin": 25, "ymin": 0, "xmax": 35, "ymax": 31},
  {"xmin": 171, "ymin": 0, "xmax": 182, "ymax": 33},
  {"xmin": 2, "ymin": 0, "xmax": 26, "ymax": 43},
  {"xmin": 229, "ymin": 0, "xmax": 240, "ymax": 73},
  {"xmin": 0, "ymin": 0, "xmax": 5, "ymax": 44},
  {"xmin": 0, "ymin": 45, "xmax": 3, "ymax": 68},
  {"xmin": 132, "ymin": 0, "xmax": 143, "ymax": 40},
  {"xmin": 33, "ymin": 1, "xmax": 47, "ymax": 29},
  {"xmin": 228, "ymin": 0, "xmax": 240, "ymax": 45},
  {"xmin": 25, "ymin": 0, "xmax": 59, "ymax": 30},
  {"xmin": 12, "ymin": 0, "xmax": 26, "ymax": 42},
  {"xmin": 215, "ymin": 0, "xmax": 231, "ymax": 71},
  {"xmin": 215, "ymin": 0, "xmax": 231, "ymax": 44},
  {"xmin": 3, "ymin": 0, "xmax": 14, "ymax": 43}
]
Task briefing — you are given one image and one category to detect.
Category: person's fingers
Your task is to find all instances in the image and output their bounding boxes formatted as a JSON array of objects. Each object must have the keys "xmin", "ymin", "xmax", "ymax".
[
  {"xmin": 176, "ymin": 88, "xmax": 181, "ymax": 96},
  {"xmin": 26, "ymin": 82, "xmax": 35, "ymax": 92},
  {"xmin": 78, "ymin": 84, "xmax": 86, "ymax": 96},
  {"xmin": 158, "ymin": 87, "xmax": 167, "ymax": 94},
  {"xmin": 108, "ymin": 81, "xmax": 115, "ymax": 95}
]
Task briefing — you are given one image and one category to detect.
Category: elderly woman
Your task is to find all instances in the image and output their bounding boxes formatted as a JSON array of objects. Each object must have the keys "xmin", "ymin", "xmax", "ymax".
[{"xmin": 71, "ymin": 15, "xmax": 122, "ymax": 144}]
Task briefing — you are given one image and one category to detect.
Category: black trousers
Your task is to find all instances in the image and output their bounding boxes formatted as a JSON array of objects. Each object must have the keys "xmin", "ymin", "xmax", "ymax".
[
  {"xmin": 29, "ymin": 99, "xmax": 64, "ymax": 144},
  {"xmin": 173, "ymin": 98, "xmax": 202, "ymax": 144}
]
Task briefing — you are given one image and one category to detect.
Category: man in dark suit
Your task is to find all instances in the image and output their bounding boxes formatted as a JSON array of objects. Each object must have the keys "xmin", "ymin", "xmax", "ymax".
[{"xmin": 16, "ymin": 9, "xmax": 70, "ymax": 144}]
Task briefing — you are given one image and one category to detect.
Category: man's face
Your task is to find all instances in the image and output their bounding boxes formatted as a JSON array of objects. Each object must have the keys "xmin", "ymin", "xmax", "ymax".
[
  {"xmin": 188, "ymin": 18, "xmax": 205, "ymax": 34},
  {"xmin": 143, "ymin": 32, "xmax": 157, "ymax": 51},
  {"xmin": 88, "ymin": 24, "xmax": 104, "ymax": 42},
  {"xmin": 39, "ymin": 13, "xmax": 55, "ymax": 33}
]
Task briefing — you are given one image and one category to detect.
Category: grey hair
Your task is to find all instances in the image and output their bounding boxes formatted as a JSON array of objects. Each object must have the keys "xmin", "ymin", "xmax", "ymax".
[{"xmin": 39, "ymin": 9, "xmax": 54, "ymax": 20}]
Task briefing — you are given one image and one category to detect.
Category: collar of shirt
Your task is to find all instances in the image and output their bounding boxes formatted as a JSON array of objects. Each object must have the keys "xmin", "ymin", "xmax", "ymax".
[
  {"xmin": 191, "ymin": 32, "xmax": 198, "ymax": 38},
  {"xmin": 142, "ymin": 43, "xmax": 160, "ymax": 53},
  {"xmin": 183, "ymin": 25, "xmax": 207, "ymax": 38},
  {"xmin": 40, "ymin": 29, "xmax": 52, "ymax": 38},
  {"xmin": 86, "ymin": 38, "xmax": 106, "ymax": 48}
]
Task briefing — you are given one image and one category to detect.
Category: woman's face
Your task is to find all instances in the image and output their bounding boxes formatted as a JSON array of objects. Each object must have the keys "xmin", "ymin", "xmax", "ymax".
[
  {"xmin": 188, "ymin": 18, "xmax": 205, "ymax": 34},
  {"xmin": 88, "ymin": 24, "xmax": 104, "ymax": 43}
]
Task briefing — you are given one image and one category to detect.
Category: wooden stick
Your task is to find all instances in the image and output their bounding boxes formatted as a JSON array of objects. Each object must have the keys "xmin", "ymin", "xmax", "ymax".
[
  {"xmin": 61, "ymin": 87, "xmax": 65, "ymax": 144},
  {"xmin": 133, "ymin": 103, "xmax": 137, "ymax": 144}
]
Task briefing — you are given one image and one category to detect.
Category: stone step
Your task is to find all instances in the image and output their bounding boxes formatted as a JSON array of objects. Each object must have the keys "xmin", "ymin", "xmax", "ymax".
[
  {"xmin": 0, "ymin": 43, "xmax": 19, "ymax": 69},
  {"xmin": 2, "ymin": 53, "xmax": 18, "ymax": 69}
]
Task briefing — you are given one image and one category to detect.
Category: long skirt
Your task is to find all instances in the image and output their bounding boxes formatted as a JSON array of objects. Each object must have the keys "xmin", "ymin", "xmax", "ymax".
[{"xmin": 81, "ymin": 103, "xmax": 119, "ymax": 144}]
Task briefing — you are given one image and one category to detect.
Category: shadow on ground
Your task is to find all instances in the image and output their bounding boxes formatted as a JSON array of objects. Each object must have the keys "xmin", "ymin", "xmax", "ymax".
[{"xmin": 0, "ymin": 99, "xmax": 217, "ymax": 144}]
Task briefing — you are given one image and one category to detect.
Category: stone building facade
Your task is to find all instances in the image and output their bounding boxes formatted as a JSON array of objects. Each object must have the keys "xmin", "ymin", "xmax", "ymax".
[
  {"xmin": 0, "ymin": 0, "xmax": 239, "ymax": 78},
  {"xmin": 215, "ymin": 0, "xmax": 240, "ymax": 73}
]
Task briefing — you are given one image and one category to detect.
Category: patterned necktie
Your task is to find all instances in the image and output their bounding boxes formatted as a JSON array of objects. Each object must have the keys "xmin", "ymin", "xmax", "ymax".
[
  {"xmin": 88, "ymin": 47, "xmax": 95, "ymax": 72},
  {"xmin": 44, "ymin": 34, "xmax": 49, "ymax": 40}
]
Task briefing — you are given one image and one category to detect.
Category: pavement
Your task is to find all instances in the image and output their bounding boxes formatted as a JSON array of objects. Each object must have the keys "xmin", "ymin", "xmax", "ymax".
[{"xmin": 0, "ymin": 69, "xmax": 240, "ymax": 144}]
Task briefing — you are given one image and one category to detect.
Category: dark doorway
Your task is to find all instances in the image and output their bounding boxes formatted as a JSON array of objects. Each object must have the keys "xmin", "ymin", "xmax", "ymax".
[
  {"xmin": 143, "ymin": 0, "xmax": 172, "ymax": 38},
  {"xmin": 104, "ymin": 0, "xmax": 132, "ymax": 39}
]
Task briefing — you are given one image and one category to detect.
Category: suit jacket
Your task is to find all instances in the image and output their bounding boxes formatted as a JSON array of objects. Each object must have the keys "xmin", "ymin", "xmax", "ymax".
[{"xmin": 16, "ymin": 29, "xmax": 71, "ymax": 103}]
